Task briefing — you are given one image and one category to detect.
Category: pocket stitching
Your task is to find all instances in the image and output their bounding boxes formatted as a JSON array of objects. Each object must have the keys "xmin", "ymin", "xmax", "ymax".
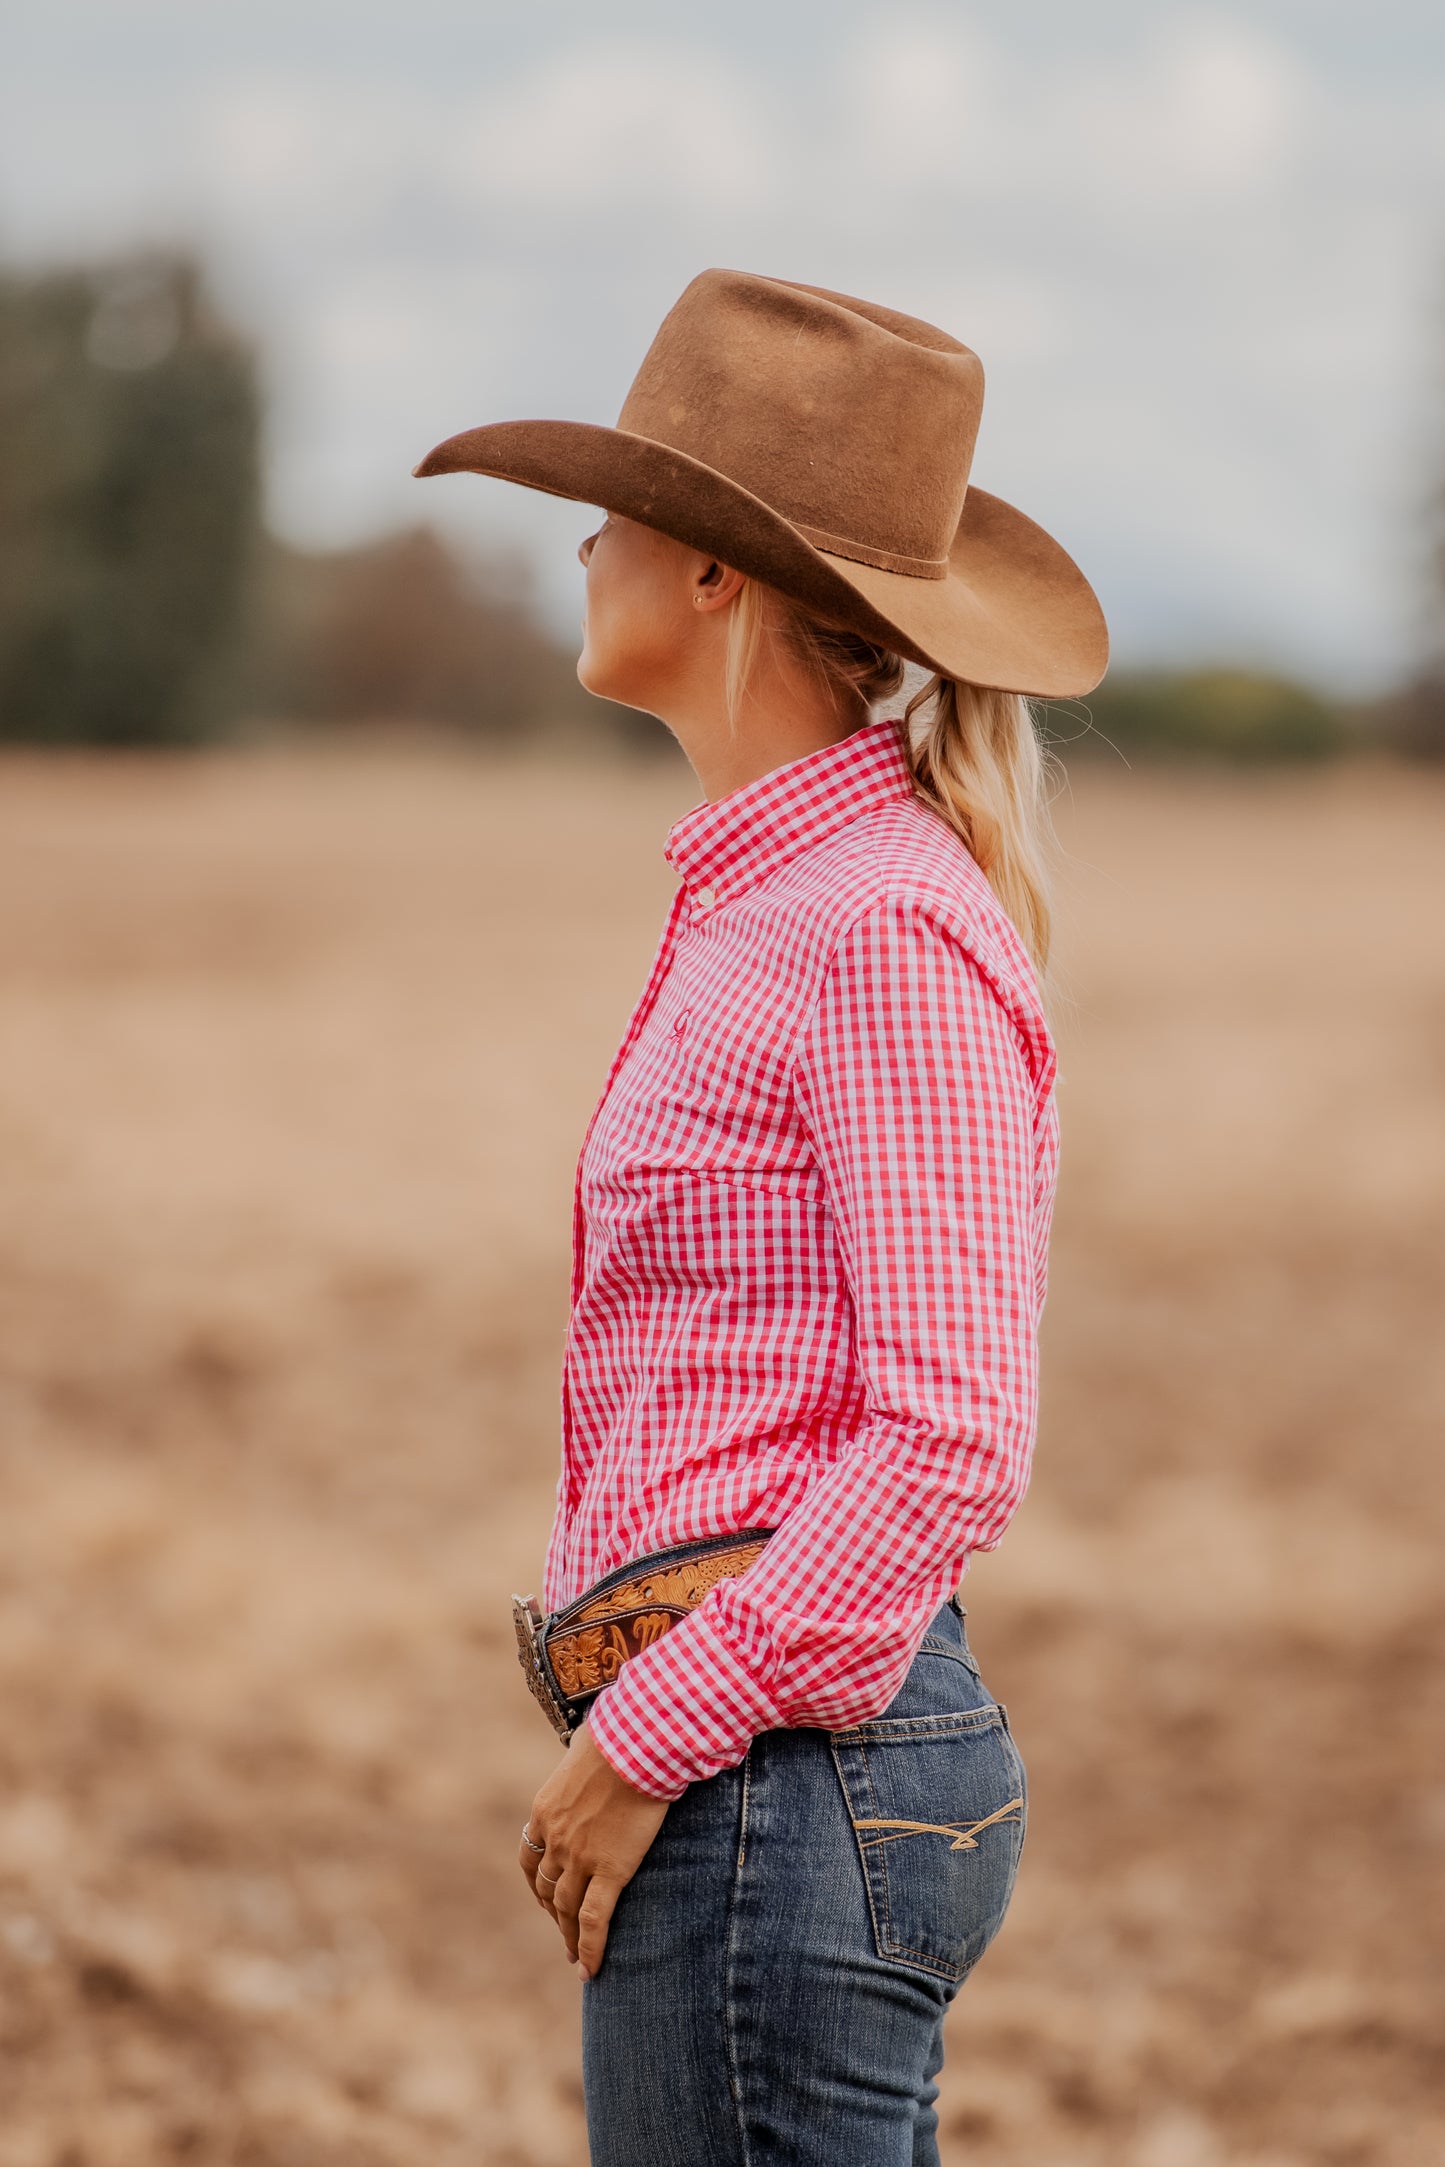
[
  {"xmin": 859, "ymin": 1733, "xmax": 967, "ymax": 1979},
  {"xmin": 858, "ymin": 1741, "xmax": 909, "ymax": 1969},
  {"xmin": 833, "ymin": 1705, "xmax": 1004, "ymax": 1745},
  {"xmin": 829, "ymin": 1734, "xmax": 893, "ymax": 1975},
  {"xmin": 832, "ymin": 1720, "xmax": 1022, "ymax": 1983},
  {"xmin": 831, "ymin": 1736, "xmax": 975, "ymax": 1983}
]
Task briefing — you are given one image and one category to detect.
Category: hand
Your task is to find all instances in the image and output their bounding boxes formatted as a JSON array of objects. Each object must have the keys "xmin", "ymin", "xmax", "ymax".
[{"xmin": 518, "ymin": 1718, "xmax": 671, "ymax": 1981}]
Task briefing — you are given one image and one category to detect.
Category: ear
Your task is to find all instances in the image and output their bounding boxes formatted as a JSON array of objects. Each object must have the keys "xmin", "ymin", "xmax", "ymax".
[{"xmin": 693, "ymin": 557, "xmax": 746, "ymax": 613}]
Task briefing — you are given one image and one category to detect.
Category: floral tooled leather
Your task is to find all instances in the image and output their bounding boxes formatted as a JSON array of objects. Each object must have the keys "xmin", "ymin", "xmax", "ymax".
[
  {"xmin": 570, "ymin": 1540, "xmax": 769, "ymax": 1624},
  {"xmin": 543, "ymin": 1540, "xmax": 769, "ymax": 1701}
]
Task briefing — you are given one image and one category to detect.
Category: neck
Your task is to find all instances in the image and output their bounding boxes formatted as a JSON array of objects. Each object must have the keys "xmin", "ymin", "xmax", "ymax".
[{"xmin": 654, "ymin": 656, "xmax": 874, "ymax": 804}]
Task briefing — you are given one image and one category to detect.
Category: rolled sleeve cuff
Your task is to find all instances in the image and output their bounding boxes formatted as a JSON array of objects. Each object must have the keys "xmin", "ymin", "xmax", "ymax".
[{"xmin": 581, "ymin": 1604, "xmax": 783, "ymax": 1801}]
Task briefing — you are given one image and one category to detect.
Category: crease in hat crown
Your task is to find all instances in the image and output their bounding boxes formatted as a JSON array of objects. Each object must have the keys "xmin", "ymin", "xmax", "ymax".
[
  {"xmin": 411, "ymin": 265, "xmax": 1110, "ymax": 700},
  {"xmin": 611, "ymin": 269, "xmax": 983, "ymax": 580}
]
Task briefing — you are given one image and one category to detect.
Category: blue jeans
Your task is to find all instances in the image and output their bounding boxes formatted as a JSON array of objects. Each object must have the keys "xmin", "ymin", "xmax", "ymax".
[{"xmin": 582, "ymin": 1599, "xmax": 1027, "ymax": 2166}]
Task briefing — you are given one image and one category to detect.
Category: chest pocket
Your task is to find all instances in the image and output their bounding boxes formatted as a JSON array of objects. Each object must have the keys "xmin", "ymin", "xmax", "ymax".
[{"xmin": 588, "ymin": 987, "xmax": 816, "ymax": 1198}]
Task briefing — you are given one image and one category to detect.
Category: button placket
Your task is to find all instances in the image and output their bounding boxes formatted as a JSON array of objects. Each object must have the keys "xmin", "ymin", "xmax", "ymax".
[{"xmin": 566, "ymin": 881, "xmax": 690, "ymax": 1315}]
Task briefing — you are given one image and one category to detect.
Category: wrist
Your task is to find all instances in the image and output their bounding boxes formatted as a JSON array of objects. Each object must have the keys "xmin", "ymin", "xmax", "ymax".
[{"xmin": 581, "ymin": 1703, "xmax": 682, "ymax": 1802}]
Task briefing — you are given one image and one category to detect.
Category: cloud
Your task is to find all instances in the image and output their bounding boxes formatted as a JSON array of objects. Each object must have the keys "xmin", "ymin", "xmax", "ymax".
[
  {"xmin": 1155, "ymin": 11, "xmax": 1308, "ymax": 191},
  {"xmin": 1, "ymin": 2, "xmax": 1438, "ymax": 686},
  {"xmin": 448, "ymin": 43, "xmax": 778, "ymax": 215},
  {"xmin": 835, "ymin": 17, "xmax": 998, "ymax": 189},
  {"xmin": 831, "ymin": 7, "xmax": 1309, "ymax": 216},
  {"xmin": 197, "ymin": 79, "xmax": 440, "ymax": 225}
]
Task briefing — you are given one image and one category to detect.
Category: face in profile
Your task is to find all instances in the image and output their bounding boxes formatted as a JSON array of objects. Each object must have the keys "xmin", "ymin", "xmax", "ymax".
[{"xmin": 576, "ymin": 512, "xmax": 704, "ymax": 713}]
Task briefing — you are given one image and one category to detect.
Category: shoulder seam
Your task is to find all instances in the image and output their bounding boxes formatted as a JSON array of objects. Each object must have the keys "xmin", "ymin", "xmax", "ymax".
[
  {"xmin": 786, "ymin": 879, "xmax": 1055, "ymax": 1103},
  {"xmin": 786, "ymin": 884, "xmax": 1007, "ymax": 1085}
]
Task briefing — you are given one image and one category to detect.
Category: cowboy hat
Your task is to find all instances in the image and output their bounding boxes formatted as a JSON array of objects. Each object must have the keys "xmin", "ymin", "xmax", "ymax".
[{"xmin": 412, "ymin": 267, "xmax": 1108, "ymax": 699}]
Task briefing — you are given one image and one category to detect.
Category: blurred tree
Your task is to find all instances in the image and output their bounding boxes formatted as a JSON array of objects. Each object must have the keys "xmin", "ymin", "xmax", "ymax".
[
  {"xmin": 0, "ymin": 243, "xmax": 662, "ymax": 753},
  {"xmin": 1374, "ymin": 336, "xmax": 1445, "ymax": 755},
  {"xmin": 1368, "ymin": 670, "xmax": 1445, "ymax": 759},
  {"xmin": 1050, "ymin": 665, "xmax": 1347, "ymax": 763},
  {"xmin": 0, "ymin": 251, "xmax": 262, "ymax": 743},
  {"xmin": 1367, "ymin": 263, "xmax": 1445, "ymax": 757},
  {"xmin": 246, "ymin": 522, "xmax": 654, "ymax": 745}
]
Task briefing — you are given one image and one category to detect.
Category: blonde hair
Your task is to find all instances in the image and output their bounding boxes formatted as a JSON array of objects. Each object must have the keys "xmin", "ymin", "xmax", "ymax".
[{"xmin": 723, "ymin": 579, "xmax": 1058, "ymax": 976}]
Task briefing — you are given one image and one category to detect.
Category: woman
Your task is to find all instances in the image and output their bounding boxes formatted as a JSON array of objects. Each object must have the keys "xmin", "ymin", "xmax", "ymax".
[{"xmin": 414, "ymin": 268, "xmax": 1107, "ymax": 2166}]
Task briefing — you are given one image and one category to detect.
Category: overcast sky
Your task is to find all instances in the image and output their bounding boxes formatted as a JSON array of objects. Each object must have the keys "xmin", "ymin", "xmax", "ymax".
[{"xmin": 5, "ymin": 2, "xmax": 1444, "ymax": 691}]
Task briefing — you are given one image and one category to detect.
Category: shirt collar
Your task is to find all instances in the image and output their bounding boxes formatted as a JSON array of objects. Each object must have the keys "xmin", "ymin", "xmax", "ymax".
[{"xmin": 663, "ymin": 716, "xmax": 914, "ymax": 906}]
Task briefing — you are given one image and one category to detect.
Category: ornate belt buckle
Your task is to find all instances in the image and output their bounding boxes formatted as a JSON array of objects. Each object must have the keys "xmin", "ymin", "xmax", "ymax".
[{"xmin": 510, "ymin": 1593, "xmax": 576, "ymax": 1745}]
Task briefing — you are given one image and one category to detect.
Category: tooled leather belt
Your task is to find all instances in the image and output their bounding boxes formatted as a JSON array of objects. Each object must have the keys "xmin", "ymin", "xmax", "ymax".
[{"xmin": 511, "ymin": 1527, "xmax": 775, "ymax": 1744}]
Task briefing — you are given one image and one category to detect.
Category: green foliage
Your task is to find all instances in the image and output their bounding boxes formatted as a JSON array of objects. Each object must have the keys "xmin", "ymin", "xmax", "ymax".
[
  {"xmin": 0, "ymin": 253, "xmax": 261, "ymax": 744},
  {"xmin": 1044, "ymin": 666, "xmax": 1347, "ymax": 763}
]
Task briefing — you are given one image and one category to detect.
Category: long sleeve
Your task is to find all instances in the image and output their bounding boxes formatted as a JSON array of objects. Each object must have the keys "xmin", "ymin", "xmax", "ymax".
[{"xmin": 583, "ymin": 890, "xmax": 1055, "ymax": 1801}]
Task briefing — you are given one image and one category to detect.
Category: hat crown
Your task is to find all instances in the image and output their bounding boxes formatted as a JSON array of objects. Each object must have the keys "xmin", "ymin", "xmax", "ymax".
[{"xmin": 616, "ymin": 268, "xmax": 984, "ymax": 579}]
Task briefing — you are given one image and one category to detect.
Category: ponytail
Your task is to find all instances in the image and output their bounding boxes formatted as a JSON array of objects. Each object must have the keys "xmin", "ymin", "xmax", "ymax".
[{"xmin": 899, "ymin": 676, "xmax": 1055, "ymax": 975}]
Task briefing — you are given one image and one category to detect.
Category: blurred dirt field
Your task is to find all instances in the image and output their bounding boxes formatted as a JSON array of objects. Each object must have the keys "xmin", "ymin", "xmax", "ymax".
[{"xmin": 0, "ymin": 740, "xmax": 1442, "ymax": 2167}]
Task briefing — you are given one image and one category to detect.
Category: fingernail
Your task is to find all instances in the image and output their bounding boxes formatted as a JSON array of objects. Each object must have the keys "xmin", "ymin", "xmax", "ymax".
[{"xmin": 578, "ymin": 1966, "xmax": 591, "ymax": 1982}]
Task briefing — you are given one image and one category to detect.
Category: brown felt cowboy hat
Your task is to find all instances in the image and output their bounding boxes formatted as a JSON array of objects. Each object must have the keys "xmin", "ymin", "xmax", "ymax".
[{"xmin": 413, "ymin": 267, "xmax": 1108, "ymax": 699}]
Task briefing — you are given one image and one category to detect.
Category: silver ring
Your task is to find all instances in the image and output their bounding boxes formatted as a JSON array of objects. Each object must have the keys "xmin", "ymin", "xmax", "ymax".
[{"xmin": 521, "ymin": 1824, "xmax": 546, "ymax": 1853}]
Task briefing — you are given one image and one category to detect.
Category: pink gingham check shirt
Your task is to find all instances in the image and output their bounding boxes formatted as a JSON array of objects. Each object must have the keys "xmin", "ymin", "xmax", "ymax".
[{"xmin": 542, "ymin": 714, "xmax": 1059, "ymax": 1800}]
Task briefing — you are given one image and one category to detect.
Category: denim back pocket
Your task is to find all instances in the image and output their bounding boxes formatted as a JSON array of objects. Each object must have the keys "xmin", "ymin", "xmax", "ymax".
[{"xmin": 829, "ymin": 1682, "xmax": 1026, "ymax": 1985}]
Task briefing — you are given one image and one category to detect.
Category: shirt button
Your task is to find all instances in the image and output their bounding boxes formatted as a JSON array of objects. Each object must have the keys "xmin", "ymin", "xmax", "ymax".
[{"xmin": 693, "ymin": 884, "xmax": 716, "ymax": 909}]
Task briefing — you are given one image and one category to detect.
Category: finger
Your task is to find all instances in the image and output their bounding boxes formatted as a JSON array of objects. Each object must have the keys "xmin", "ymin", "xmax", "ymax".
[
  {"xmin": 518, "ymin": 1823, "xmax": 548, "ymax": 1891},
  {"xmin": 576, "ymin": 1875, "xmax": 622, "ymax": 1982},
  {"xmin": 533, "ymin": 1868, "xmax": 563, "ymax": 1919},
  {"xmin": 548, "ymin": 1867, "xmax": 590, "ymax": 1961}
]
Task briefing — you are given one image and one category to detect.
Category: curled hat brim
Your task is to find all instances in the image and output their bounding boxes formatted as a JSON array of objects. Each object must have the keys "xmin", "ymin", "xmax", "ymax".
[{"xmin": 413, "ymin": 418, "xmax": 1108, "ymax": 700}]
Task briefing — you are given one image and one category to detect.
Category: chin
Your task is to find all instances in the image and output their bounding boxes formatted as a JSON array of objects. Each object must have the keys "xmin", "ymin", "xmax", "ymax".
[{"xmin": 577, "ymin": 648, "xmax": 622, "ymax": 705}]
